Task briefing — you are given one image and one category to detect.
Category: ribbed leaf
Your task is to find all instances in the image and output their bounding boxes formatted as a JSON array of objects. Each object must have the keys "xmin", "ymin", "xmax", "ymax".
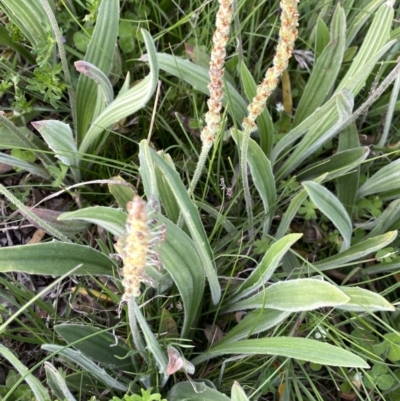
[
  {"xmin": 338, "ymin": 287, "xmax": 395, "ymax": 312},
  {"xmin": 79, "ymin": 29, "xmax": 158, "ymax": 155},
  {"xmin": 357, "ymin": 159, "xmax": 400, "ymax": 198},
  {"xmin": 0, "ymin": 241, "xmax": 115, "ymax": 276},
  {"xmin": 303, "ymin": 181, "xmax": 352, "ymax": 251},
  {"xmin": 0, "ymin": 344, "xmax": 50, "ymax": 401},
  {"xmin": 227, "ymin": 234, "xmax": 302, "ymax": 304},
  {"xmin": 76, "ymin": 0, "xmax": 119, "ymax": 141},
  {"xmin": 151, "ymin": 52, "xmax": 247, "ymax": 123},
  {"xmin": 192, "ymin": 337, "xmax": 369, "ymax": 368},
  {"xmin": 297, "ymin": 147, "xmax": 369, "ymax": 181},
  {"xmin": 168, "ymin": 382, "xmax": 230, "ymax": 401},
  {"xmin": 231, "ymin": 382, "xmax": 250, "ymax": 401},
  {"xmin": 216, "ymin": 309, "xmax": 290, "ymax": 345},
  {"xmin": 157, "ymin": 214, "xmax": 205, "ymax": 338},
  {"xmin": 58, "ymin": 206, "xmax": 127, "ymax": 237},
  {"xmin": 32, "ymin": 120, "xmax": 80, "ymax": 182},
  {"xmin": 44, "ymin": 362, "xmax": 77, "ymax": 401},
  {"xmin": 231, "ymin": 129, "xmax": 276, "ymax": 235},
  {"xmin": 41, "ymin": 345, "xmax": 128, "ymax": 391},
  {"xmin": 314, "ymin": 231, "xmax": 397, "ymax": 271},
  {"xmin": 140, "ymin": 140, "xmax": 221, "ymax": 305},
  {"xmin": 240, "ymin": 61, "xmax": 274, "ymax": 155},
  {"xmin": 224, "ymin": 279, "xmax": 350, "ymax": 313},
  {"xmin": 293, "ymin": 4, "xmax": 346, "ymax": 125},
  {"xmin": 0, "ymin": 153, "xmax": 50, "ymax": 179},
  {"xmin": 55, "ymin": 324, "xmax": 134, "ymax": 370}
]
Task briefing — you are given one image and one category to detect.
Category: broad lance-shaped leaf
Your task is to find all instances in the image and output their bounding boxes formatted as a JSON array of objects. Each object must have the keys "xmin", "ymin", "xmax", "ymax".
[
  {"xmin": 156, "ymin": 213, "xmax": 205, "ymax": 339},
  {"xmin": 303, "ymin": 181, "xmax": 352, "ymax": 251},
  {"xmin": 0, "ymin": 344, "xmax": 50, "ymax": 401},
  {"xmin": 41, "ymin": 345, "xmax": 128, "ymax": 391},
  {"xmin": 216, "ymin": 309, "xmax": 290, "ymax": 345},
  {"xmin": 191, "ymin": 337, "xmax": 369, "ymax": 368},
  {"xmin": 231, "ymin": 129, "xmax": 276, "ymax": 235},
  {"xmin": 44, "ymin": 362, "xmax": 77, "ymax": 401},
  {"xmin": 223, "ymin": 279, "xmax": 350, "ymax": 313},
  {"xmin": 337, "ymin": 287, "xmax": 395, "ymax": 312},
  {"xmin": 58, "ymin": 206, "xmax": 127, "ymax": 237},
  {"xmin": 76, "ymin": 0, "xmax": 119, "ymax": 140},
  {"xmin": 314, "ymin": 231, "xmax": 397, "ymax": 271},
  {"xmin": 140, "ymin": 140, "xmax": 221, "ymax": 305},
  {"xmin": 357, "ymin": 159, "xmax": 400, "ymax": 198},
  {"xmin": 168, "ymin": 382, "xmax": 230, "ymax": 401},
  {"xmin": 0, "ymin": 242, "xmax": 115, "ymax": 277},
  {"xmin": 231, "ymin": 382, "xmax": 250, "ymax": 401},
  {"xmin": 293, "ymin": 4, "xmax": 346, "ymax": 125},
  {"xmin": 146, "ymin": 52, "xmax": 248, "ymax": 123},
  {"xmin": 227, "ymin": 234, "xmax": 302, "ymax": 304},
  {"xmin": 78, "ymin": 29, "xmax": 158, "ymax": 156},
  {"xmin": 32, "ymin": 120, "xmax": 80, "ymax": 182}
]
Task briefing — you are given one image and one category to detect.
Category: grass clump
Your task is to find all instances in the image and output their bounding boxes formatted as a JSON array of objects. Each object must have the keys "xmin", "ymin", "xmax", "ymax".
[{"xmin": 0, "ymin": 0, "xmax": 400, "ymax": 400}]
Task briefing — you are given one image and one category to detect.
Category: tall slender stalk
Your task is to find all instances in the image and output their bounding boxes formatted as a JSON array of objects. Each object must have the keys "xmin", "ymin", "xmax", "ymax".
[
  {"xmin": 240, "ymin": 0, "xmax": 299, "ymax": 230},
  {"xmin": 188, "ymin": 0, "xmax": 234, "ymax": 196}
]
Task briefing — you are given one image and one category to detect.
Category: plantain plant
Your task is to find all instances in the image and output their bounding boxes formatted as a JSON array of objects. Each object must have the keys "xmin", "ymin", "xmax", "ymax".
[{"xmin": 0, "ymin": 0, "xmax": 400, "ymax": 400}]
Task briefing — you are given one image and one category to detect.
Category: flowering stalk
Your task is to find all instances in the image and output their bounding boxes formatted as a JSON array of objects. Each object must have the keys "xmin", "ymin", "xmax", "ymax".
[
  {"xmin": 116, "ymin": 196, "xmax": 163, "ymax": 301},
  {"xmin": 240, "ymin": 0, "xmax": 299, "ymax": 229},
  {"xmin": 188, "ymin": 0, "xmax": 234, "ymax": 196}
]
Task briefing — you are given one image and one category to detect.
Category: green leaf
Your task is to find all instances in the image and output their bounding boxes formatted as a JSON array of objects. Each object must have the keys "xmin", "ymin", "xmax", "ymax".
[
  {"xmin": 0, "ymin": 24, "xmax": 35, "ymax": 62},
  {"xmin": 240, "ymin": 61, "xmax": 274, "ymax": 155},
  {"xmin": 293, "ymin": 4, "xmax": 346, "ymax": 125},
  {"xmin": 224, "ymin": 279, "xmax": 350, "ymax": 313},
  {"xmin": 44, "ymin": 362, "xmax": 77, "ymax": 401},
  {"xmin": 337, "ymin": 287, "xmax": 395, "ymax": 312},
  {"xmin": 151, "ymin": 52, "xmax": 247, "ymax": 124},
  {"xmin": 76, "ymin": 0, "xmax": 119, "ymax": 141},
  {"xmin": 231, "ymin": 382, "xmax": 250, "ymax": 401},
  {"xmin": 298, "ymin": 147, "xmax": 368, "ymax": 182},
  {"xmin": 216, "ymin": 309, "xmax": 290, "ymax": 345},
  {"xmin": 55, "ymin": 324, "xmax": 134, "ymax": 370},
  {"xmin": 41, "ymin": 345, "xmax": 128, "ymax": 391},
  {"xmin": 0, "ymin": 153, "xmax": 50, "ymax": 179},
  {"xmin": 140, "ymin": 140, "xmax": 221, "ymax": 305},
  {"xmin": 58, "ymin": 206, "xmax": 127, "ymax": 237},
  {"xmin": 31, "ymin": 120, "xmax": 80, "ymax": 182},
  {"xmin": 157, "ymin": 214, "xmax": 205, "ymax": 338},
  {"xmin": 79, "ymin": 29, "xmax": 158, "ymax": 156},
  {"xmin": 357, "ymin": 159, "xmax": 400, "ymax": 198},
  {"xmin": 303, "ymin": 181, "xmax": 352, "ymax": 251},
  {"xmin": 0, "ymin": 344, "xmax": 50, "ymax": 401},
  {"xmin": 167, "ymin": 382, "xmax": 230, "ymax": 401},
  {"xmin": 314, "ymin": 17, "xmax": 330, "ymax": 59},
  {"xmin": 228, "ymin": 234, "xmax": 302, "ymax": 304},
  {"xmin": 0, "ymin": 0, "xmax": 51, "ymax": 48},
  {"xmin": 191, "ymin": 337, "xmax": 369, "ymax": 368},
  {"xmin": 314, "ymin": 231, "xmax": 397, "ymax": 271},
  {"xmin": 0, "ymin": 241, "xmax": 115, "ymax": 276},
  {"xmin": 108, "ymin": 176, "xmax": 136, "ymax": 210},
  {"xmin": 231, "ymin": 129, "xmax": 276, "ymax": 235}
]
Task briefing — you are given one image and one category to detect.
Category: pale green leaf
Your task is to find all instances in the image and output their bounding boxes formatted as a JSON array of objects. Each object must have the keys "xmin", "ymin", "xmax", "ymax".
[
  {"xmin": 32, "ymin": 120, "xmax": 80, "ymax": 182},
  {"xmin": 231, "ymin": 382, "xmax": 250, "ymax": 401},
  {"xmin": 314, "ymin": 231, "xmax": 397, "ymax": 271},
  {"xmin": 79, "ymin": 29, "xmax": 158, "ymax": 156},
  {"xmin": 41, "ymin": 345, "xmax": 128, "ymax": 391},
  {"xmin": 0, "ymin": 241, "xmax": 116, "ymax": 276},
  {"xmin": 150, "ymin": 52, "xmax": 247, "ymax": 123},
  {"xmin": 44, "ymin": 362, "xmax": 77, "ymax": 401},
  {"xmin": 357, "ymin": 159, "xmax": 400, "ymax": 198},
  {"xmin": 141, "ymin": 140, "xmax": 221, "ymax": 305},
  {"xmin": 228, "ymin": 234, "xmax": 302, "ymax": 304},
  {"xmin": 303, "ymin": 181, "xmax": 352, "ymax": 251},
  {"xmin": 0, "ymin": 344, "xmax": 51, "ymax": 401},
  {"xmin": 192, "ymin": 337, "xmax": 369, "ymax": 368},
  {"xmin": 58, "ymin": 206, "xmax": 127, "ymax": 237},
  {"xmin": 224, "ymin": 279, "xmax": 350, "ymax": 313},
  {"xmin": 338, "ymin": 287, "xmax": 395, "ymax": 312},
  {"xmin": 168, "ymin": 382, "xmax": 230, "ymax": 401}
]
